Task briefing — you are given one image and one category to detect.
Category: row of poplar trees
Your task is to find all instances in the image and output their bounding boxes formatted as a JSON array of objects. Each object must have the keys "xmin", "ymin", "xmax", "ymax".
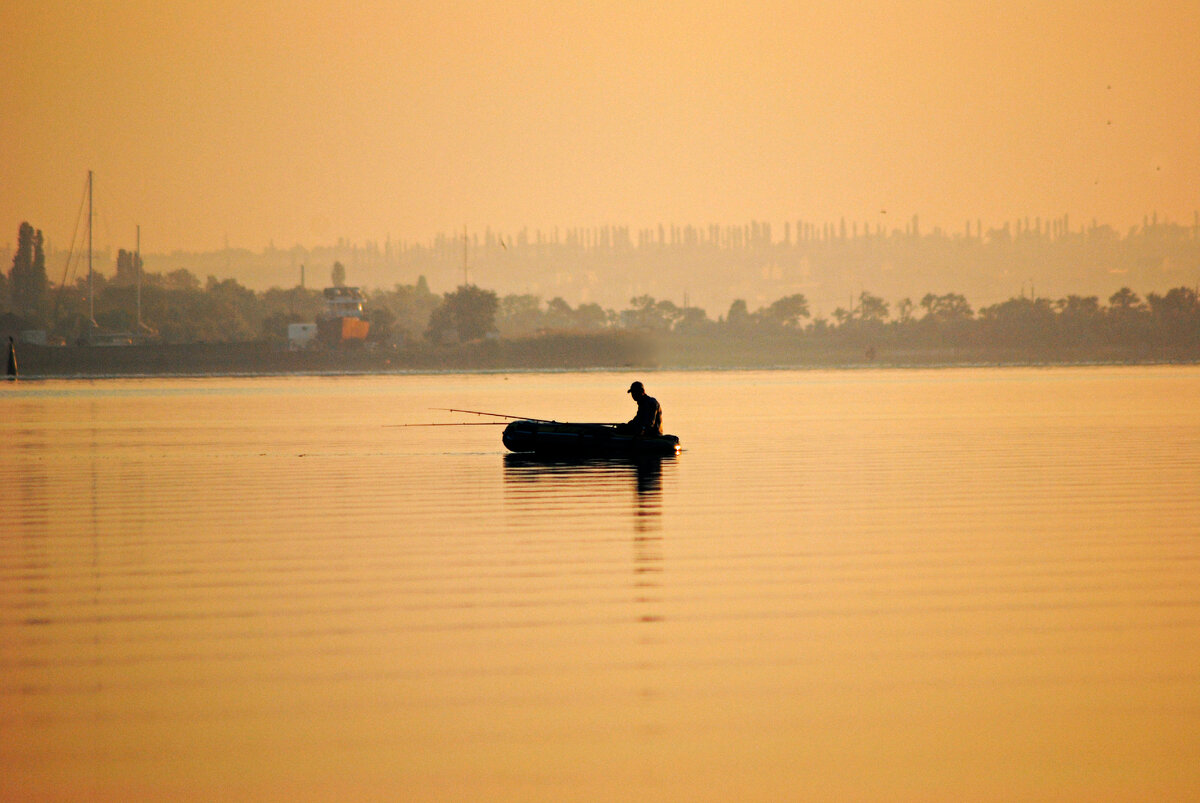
[{"xmin": 3, "ymin": 223, "xmax": 49, "ymax": 323}]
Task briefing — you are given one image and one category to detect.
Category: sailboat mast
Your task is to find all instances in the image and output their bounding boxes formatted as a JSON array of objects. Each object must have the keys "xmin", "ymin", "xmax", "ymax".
[
  {"xmin": 87, "ymin": 170, "xmax": 94, "ymax": 327},
  {"xmin": 136, "ymin": 224, "xmax": 141, "ymax": 332}
]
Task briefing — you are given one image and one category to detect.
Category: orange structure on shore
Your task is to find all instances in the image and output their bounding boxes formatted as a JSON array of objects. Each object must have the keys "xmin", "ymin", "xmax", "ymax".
[{"xmin": 318, "ymin": 286, "xmax": 370, "ymax": 346}]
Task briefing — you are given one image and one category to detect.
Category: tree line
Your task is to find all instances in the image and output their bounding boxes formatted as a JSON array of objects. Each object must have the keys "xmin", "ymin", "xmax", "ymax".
[
  {"xmin": 44, "ymin": 212, "xmax": 1200, "ymax": 320},
  {"xmin": 3, "ymin": 221, "xmax": 1198, "ymax": 354}
]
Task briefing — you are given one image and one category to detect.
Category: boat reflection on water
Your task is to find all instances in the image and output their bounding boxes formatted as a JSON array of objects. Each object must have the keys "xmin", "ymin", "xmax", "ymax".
[
  {"xmin": 502, "ymin": 452, "xmax": 672, "ymax": 726},
  {"xmin": 501, "ymin": 453, "xmax": 670, "ymax": 533},
  {"xmin": 502, "ymin": 450, "xmax": 672, "ymax": 598},
  {"xmin": 502, "ymin": 452, "xmax": 671, "ymax": 619},
  {"xmin": 502, "ymin": 452, "xmax": 671, "ymax": 634}
]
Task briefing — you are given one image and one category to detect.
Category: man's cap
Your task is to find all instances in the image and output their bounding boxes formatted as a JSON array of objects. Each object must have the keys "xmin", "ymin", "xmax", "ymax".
[{"xmin": 627, "ymin": 381, "xmax": 644, "ymax": 393}]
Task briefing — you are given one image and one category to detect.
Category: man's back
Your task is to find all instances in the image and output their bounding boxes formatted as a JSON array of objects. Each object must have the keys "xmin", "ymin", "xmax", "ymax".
[{"xmin": 632, "ymin": 394, "xmax": 662, "ymax": 436}]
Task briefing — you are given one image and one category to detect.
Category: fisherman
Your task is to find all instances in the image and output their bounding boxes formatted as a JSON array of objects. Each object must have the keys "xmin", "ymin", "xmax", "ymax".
[
  {"xmin": 623, "ymin": 380, "xmax": 662, "ymax": 436},
  {"xmin": 5, "ymin": 336, "xmax": 16, "ymax": 380}
]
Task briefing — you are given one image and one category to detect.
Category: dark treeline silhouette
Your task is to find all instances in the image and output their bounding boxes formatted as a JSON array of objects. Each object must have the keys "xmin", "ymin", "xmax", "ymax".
[
  {"xmin": 4, "ymin": 222, "xmax": 48, "ymax": 322},
  {"xmin": 0, "ymin": 255, "xmax": 434, "ymax": 345},
  {"xmin": 770, "ymin": 287, "xmax": 1200, "ymax": 358}
]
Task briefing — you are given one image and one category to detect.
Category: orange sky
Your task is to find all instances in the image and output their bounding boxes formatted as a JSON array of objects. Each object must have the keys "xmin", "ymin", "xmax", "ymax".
[{"xmin": 2, "ymin": 0, "xmax": 1197, "ymax": 254}]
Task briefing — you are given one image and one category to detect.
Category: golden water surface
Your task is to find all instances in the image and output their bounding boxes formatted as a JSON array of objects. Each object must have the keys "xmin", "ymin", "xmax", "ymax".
[{"xmin": 3, "ymin": 367, "xmax": 1199, "ymax": 801}]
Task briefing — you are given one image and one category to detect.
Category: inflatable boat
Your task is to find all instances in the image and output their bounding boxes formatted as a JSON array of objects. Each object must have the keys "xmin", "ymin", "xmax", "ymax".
[{"xmin": 502, "ymin": 420, "xmax": 681, "ymax": 456}]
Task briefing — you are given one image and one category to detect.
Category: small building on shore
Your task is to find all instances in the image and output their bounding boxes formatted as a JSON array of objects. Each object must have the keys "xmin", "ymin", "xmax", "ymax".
[
  {"xmin": 287, "ymin": 323, "xmax": 318, "ymax": 350},
  {"xmin": 317, "ymin": 287, "xmax": 370, "ymax": 347}
]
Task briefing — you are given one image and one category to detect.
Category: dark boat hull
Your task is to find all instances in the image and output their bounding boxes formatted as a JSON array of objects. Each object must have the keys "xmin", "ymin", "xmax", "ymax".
[{"xmin": 502, "ymin": 420, "xmax": 681, "ymax": 456}]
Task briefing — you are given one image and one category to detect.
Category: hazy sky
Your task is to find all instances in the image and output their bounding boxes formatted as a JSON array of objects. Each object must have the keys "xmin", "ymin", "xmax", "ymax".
[{"xmin": 2, "ymin": 0, "xmax": 1197, "ymax": 254}]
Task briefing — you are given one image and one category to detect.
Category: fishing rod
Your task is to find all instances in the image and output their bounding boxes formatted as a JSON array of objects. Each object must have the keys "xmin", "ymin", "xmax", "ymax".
[
  {"xmin": 431, "ymin": 407, "xmax": 552, "ymax": 421},
  {"xmin": 431, "ymin": 408, "xmax": 623, "ymax": 427},
  {"xmin": 383, "ymin": 422, "xmax": 510, "ymax": 427},
  {"xmin": 381, "ymin": 408, "xmax": 551, "ymax": 428},
  {"xmin": 385, "ymin": 407, "xmax": 623, "ymax": 428}
]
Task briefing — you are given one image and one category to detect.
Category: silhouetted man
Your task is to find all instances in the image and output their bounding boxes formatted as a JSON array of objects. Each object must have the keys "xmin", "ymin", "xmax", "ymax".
[
  {"xmin": 623, "ymin": 380, "xmax": 662, "ymax": 436},
  {"xmin": 6, "ymin": 336, "xmax": 16, "ymax": 380}
]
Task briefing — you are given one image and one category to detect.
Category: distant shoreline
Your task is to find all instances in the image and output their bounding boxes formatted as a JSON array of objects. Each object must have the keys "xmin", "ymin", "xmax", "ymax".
[
  {"xmin": 7, "ymin": 334, "xmax": 1198, "ymax": 380},
  {"xmin": 7, "ymin": 333, "xmax": 653, "ymax": 380}
]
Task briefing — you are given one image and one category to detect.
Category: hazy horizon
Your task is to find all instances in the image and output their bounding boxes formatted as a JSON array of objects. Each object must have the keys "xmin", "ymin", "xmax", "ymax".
[
  {"xmin": 14, "ymin": 209, "xmax": 1198, "ymax": 322},
  {"xmin": 3, "ymin": 1, "xmax": 1197, "ymax": 257},
  {"xmin": 8, "ymin": 209, "xmax": 1200, "ymax": 260}
]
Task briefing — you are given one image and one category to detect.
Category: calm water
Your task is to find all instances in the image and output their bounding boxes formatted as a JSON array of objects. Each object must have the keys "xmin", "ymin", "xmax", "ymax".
[{"xmin": 3, "ymin": 367, "xmax": 1199, "ymax": 801}]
